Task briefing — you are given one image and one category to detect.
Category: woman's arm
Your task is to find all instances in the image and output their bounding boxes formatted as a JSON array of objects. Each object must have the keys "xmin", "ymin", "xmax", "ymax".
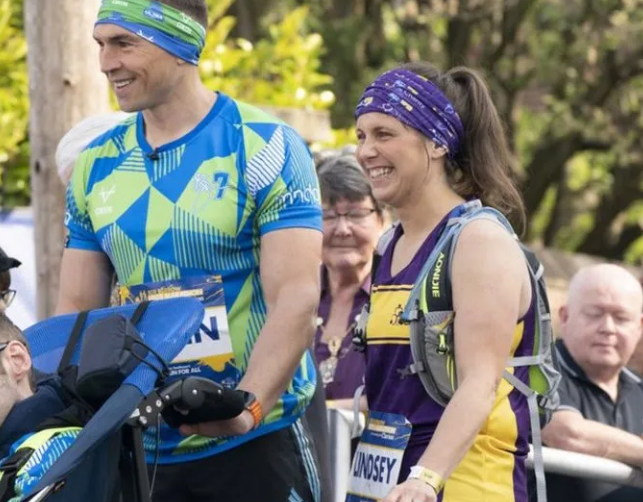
[
  {"xmin": 420, "ymin": 220, "xmax": 529, "ymax": 474},
  {"xmin": 385, "ymin": 220, "xmax": 530, "ymax": 502}
]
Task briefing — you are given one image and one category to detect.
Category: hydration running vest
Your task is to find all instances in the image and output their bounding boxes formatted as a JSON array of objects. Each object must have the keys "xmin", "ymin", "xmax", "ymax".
[{"xmin": 353, "ymin": 200, "xmax": 561, "ymax": 502}]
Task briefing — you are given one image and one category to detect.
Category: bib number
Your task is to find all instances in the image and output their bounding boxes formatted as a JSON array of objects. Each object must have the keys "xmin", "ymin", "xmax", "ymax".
[
  {"xmin": 346, "ymin": 411, "xmax": 412, "ymax": 501},
  {"xmin": 119, "ymin": 275, "xmax": 241, "ymax": 388}
]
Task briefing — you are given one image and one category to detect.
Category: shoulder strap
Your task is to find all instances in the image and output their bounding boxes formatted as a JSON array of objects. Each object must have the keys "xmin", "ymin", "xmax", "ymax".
[
  {"xmin": 0, "ymin": 448, "xmax": 33, "ymax": 501},
  {"xmin": 403, "ymin": 204, "xmax": 514, "ymax": 321},
  {"xmin": 369, "ymin": 224, "xmax": 398, "ymax": 287},
  {"xmin": 130, "ymin": 301, "xmax": 150, "ymax": 325},
  {"xmin": 58, "ymin": 310, "xmax": 90, "ymax": 374},
  {"xmin": 401, "ymin": 219, "xmax": 461, "ymax": 322},
  {"xmin": 58, "ymin": 301, "xmax": 149, "ymax": 376}
]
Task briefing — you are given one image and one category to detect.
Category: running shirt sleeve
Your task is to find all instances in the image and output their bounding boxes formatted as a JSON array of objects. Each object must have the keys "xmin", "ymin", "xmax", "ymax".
[
  {"xmin": 64, "ymin": 152, "xmax": 102, "ymax": 252},
  {"xmin": 248, "ymin": 125, "xmax": 322, "ymax": 235}
]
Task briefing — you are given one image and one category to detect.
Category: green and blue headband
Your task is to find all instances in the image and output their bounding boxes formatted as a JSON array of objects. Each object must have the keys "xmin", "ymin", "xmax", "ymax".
[{"xmin": 96, "ymin": 0, "xmax": 206, "ymax": 65}]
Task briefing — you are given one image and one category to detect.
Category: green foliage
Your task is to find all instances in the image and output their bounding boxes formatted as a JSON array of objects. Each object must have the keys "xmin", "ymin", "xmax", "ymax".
[
  {"xmin": 0, "ymin": 0, "xmax": 335, "ymax": 208},
  {"xmin": 0, "ymin": 0, "xmax": 29, "ymax": 207},
  {"xmin": 200, "ymin": 1, "xmax": 334, "ymax": 110}
]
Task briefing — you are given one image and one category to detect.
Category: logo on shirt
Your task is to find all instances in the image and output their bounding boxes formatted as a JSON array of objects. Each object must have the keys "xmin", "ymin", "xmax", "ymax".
[
  {"xmin": 281, "ymin": 185, "xmax": 320, "ymax": 206},
  {"xmin": 94, "ymin": 185, "xmax": 116, "ymax": 216},
  {"xmin": 98, "ymin": 185, "xmax": 116, "ymax": 204},
  {"xmin": 390, "ymin": 304, "xmax": 404, "ymax": 326},
  {"xmin": 190, "ymin": 173, "xmax": 229, "ymax": 214}
]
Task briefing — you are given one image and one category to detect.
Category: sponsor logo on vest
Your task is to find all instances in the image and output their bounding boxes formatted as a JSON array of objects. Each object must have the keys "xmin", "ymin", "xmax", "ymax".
[
  {"xmin": 352, "ymin": 450, "xmax": 398, "ymax": 485},
  {"xmin": 432, "ymin": 252, "xmax": 445, "ymax": 298}
]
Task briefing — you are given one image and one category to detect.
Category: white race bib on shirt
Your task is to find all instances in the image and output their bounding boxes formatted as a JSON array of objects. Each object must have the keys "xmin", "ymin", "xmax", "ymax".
[
  {"xmin": 346, "ymin": 411, "xmax": 412, "ymax": 502},
  {"xmin": 119, "ymin": 274, "xmax": 241, "ymax": 388}
]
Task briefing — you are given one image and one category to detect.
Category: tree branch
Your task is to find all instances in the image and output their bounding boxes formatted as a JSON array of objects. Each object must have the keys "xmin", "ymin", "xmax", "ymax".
[
  {"xmin": 577, "ymin": 163, "xmax": 643, "ymax": 257},
  {"xmin": 488, "ymin": 0, "xmax": 537, "ymax": 69}
]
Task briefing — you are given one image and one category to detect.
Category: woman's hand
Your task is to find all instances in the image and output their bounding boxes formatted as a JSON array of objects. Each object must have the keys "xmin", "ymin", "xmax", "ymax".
[{"xmin": 382, "ymin": 479, "xmax": 437, "ymax": 502}]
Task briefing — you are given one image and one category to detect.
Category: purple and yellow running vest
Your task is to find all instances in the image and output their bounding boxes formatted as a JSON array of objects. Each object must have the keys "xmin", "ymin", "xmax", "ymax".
[{"xmin": 365, "ymin": 204, "xmax": 534, "ymax": 502}]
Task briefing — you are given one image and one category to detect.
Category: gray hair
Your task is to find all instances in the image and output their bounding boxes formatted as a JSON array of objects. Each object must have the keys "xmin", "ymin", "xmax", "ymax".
[
  {"xmin": 55, "ymin": 112, "xmax": 131, "ymax": 185},
  {"xmin": 317, "ymin": 154, "xmax": 380, "ymax": 211}
]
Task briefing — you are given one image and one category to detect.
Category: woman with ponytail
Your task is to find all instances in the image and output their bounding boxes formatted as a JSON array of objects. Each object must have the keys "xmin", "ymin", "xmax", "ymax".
[{"xmin": 352, "ymin": 62, "xmax": 533, "ymax": 502}]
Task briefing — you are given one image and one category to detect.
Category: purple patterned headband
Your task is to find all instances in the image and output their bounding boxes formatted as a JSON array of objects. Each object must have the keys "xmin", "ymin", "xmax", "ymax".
[{"xmin": 354, "ymin": 69, "xmax": 464, "ymax": 159}]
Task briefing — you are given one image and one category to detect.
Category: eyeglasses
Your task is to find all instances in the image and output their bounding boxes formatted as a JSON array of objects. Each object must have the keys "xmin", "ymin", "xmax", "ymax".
[
  {"xmin": 0, "ymin": 342, "xmax": 8, "ymax": 353},
  {"xmin": 322, "ymin": 208, "xmax": 378, "ymax": 226},
  {"xmin": 0, "ymin": 289, "xmax": 16, "ymax": 308}
]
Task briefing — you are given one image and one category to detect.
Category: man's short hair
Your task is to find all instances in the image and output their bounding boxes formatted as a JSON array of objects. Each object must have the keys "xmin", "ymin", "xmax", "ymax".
[
  {"xmin": 0, "ymin": 313, "xmax": 29, "ymax": 351},
  {"xmin": 0, "ymin": 313, "xmax": 35, "ymax": 390},
  {"xmin": 159, "ymin": 0, "xmax": 208, "ymax": 29}
]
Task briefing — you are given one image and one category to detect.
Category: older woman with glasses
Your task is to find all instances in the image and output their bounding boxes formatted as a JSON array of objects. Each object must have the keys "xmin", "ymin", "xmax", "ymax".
[
  {"xmin": 0, "ymin": 247, "xmax": 21, "ymax": 312},
  {"xmin": 314, "ymin": 154, "xmax": 387, "ymax": 409}
]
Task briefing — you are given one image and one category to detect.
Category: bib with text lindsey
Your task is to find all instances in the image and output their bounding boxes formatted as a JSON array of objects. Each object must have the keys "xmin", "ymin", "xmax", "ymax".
[
  {"xmin": 346, "ymin": 411, "xmax": 412, "ymax": 502},
  {"xmin": 119, "ymin": 275, "xmax": 241, "ymax": 388}
]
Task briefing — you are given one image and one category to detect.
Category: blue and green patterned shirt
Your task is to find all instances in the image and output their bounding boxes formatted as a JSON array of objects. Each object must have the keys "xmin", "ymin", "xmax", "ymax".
[{"xmin": 65, "ymin": 93, "xmax": 322, "ymax": 462}]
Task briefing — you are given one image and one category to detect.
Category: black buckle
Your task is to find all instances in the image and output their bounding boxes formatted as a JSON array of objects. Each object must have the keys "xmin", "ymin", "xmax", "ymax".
[{"xmin": 0, "ymin": 448, "xmax": 32, "ymax": 474}]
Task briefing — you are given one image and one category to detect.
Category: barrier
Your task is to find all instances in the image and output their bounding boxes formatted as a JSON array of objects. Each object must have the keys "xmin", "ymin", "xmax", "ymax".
[
  {"xmin": 527, "ymin": 446, "xmax": 643, "ymax": 488},
  {"xmin": 327, "ymin": 408, "xmax": 643, "ymax": 501}
]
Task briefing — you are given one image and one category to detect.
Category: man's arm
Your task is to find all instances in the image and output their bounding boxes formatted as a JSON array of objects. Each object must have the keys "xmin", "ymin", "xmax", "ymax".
[
  {"xmin": 239, "ymin": 227, "xmax": 322, "ymax": 412},
  {"xmin": 543, "ymin": 410, "xmax": 643, "ymax": 467},
  {"xmin": 179, "ymin": 228, "xmax": 321, "ymax": 438},
  {"xmin": 56, "ymin": 249, "xmax": 113, "ymax": 314}
]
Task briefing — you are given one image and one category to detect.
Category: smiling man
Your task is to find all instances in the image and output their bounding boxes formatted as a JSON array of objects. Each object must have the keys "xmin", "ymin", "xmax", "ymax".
[
  {"xmin": 57, "ymin": 1, "xmax": 323, "ymax": 501},
  {"xmin": 543, "ymin": 264, "xmax": 643, "ymax": 502}
]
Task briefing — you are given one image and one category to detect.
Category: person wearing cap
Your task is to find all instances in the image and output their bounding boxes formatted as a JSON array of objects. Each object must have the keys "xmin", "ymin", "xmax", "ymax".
[
  {"xmin": 56, "ymin": 1, "xmax": 323, "ymax": 501},
  {"xmin": 0, "ymin": 248, "xmax": 21, "ymax": 313}
]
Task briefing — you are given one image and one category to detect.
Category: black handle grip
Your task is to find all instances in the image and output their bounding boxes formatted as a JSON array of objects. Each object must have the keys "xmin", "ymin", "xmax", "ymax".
[{"xmin": 160, "ymin": 377, "xmax": 247, "ymax": 428}]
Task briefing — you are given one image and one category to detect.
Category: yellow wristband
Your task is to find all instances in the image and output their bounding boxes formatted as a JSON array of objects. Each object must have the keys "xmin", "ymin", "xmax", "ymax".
[{"xmin": 408, "ymin": 466, "xmax": 445, "ymax": 494}]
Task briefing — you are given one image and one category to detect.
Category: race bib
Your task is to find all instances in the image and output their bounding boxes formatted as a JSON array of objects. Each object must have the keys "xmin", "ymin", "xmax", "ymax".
[
  {"xmin": 346, "ymin": 411, "xmax": 412, "ymax": 502},
  {"xmin": 119, "ymin": 275, "xmax": 241, "ymax": 388}
]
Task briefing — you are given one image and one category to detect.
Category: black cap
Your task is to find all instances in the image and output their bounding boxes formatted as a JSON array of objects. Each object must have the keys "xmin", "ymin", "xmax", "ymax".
[{"xmin": 0, "ymin": 247, "xmax": 21, "ymax": 273}]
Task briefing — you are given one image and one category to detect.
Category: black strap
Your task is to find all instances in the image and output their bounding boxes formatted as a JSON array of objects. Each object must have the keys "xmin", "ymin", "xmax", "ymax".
[
  {"xmin": 58, "ymin": 310, "xmax": 90, "ymax": 374},
  {"xmin": 370, "ymin": 252, "xmax": 382, "ymax": 287},
  {"xmin": 422, "ymin": 233, "xmax": 454, "ymax": 313},
  {"xmin": 130, "ymin": 301, "xmax": 150, "ymax": 326},
  {"xmin": 0, "ymin": 448, "xmax": 34, "ymax": 501}
]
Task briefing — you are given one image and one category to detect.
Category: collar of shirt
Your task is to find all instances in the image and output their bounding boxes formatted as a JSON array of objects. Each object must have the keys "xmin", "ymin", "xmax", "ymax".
[
  {"xmin": 319, "ymin": 265, "xmax": 371, "ymax": 300},
  {"xmin": 317, "ymin": 265, "xmax": 371, "ymax": 329},
  {"xmin": 555, "ymin": 339, "xmax": 642, "ymax": 393},
  {"xmin": 0, "ymin": 377, "xmax": 67, "ymax": 458}
]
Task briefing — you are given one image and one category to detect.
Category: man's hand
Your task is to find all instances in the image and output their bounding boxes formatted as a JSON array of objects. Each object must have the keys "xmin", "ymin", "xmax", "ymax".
[
  {"xmin": 178, "ymin": 410, "xmax": 255, "ymax": 438},
  {"xmin": 383, "ymin": 479, "xmax": 438, "ymax": 502}
]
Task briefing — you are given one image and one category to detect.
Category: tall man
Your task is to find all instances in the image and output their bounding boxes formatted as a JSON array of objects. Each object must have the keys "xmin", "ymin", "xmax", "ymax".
[{"xmin": 57, "ymin": 1, "xmax": 323, "ymax": 501}]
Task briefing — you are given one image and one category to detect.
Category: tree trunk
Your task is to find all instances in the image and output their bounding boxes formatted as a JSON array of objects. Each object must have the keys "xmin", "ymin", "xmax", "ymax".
[
  {"xmin": 523, "ymin": 131, "xmax": 583, "ymax": 221},
  {"xmin": 576, "ymin": 165, "xmax": 643, "ymax": 258},
  {"xmin": 24, "ymin": 0, "xmax": 109, "ymax": 319},
  {"xmin": 542, "ymin": 166, "xmax": 568, "ymax": 247}
]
